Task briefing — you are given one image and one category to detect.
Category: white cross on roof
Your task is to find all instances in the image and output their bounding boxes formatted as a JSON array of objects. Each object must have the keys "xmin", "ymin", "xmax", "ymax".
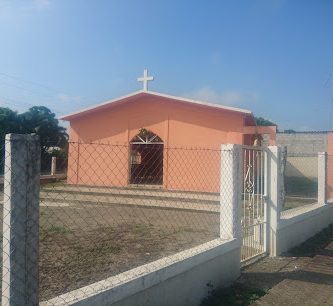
[{"xmin": 137, "ymin": 69, "xmax": 154, "ymax": 91}]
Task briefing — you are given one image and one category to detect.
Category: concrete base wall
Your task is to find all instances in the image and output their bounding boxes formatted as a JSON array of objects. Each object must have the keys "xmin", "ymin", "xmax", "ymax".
[
  {"xmin": 277, "ymin": 204, "xmax": 333, "ymax": 255},
  {"xmin": 42, "ymin": 239, "xmax": 241, "ymax": 306},
  {"xmin": 113, "ymin": 247, "xmax": 240, "ymax": 306}
]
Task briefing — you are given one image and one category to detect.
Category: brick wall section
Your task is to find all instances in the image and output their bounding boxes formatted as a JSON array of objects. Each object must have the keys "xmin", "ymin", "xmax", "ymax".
[{"xmin": 277, "ymin": 132, "xmax": 328, "ymax": 156}]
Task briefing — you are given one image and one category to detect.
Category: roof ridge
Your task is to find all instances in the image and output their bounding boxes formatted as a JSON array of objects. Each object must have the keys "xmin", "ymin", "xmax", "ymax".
[{"xmin": 60, "ymin": 90, "xmax": 252, "ymax": 120}]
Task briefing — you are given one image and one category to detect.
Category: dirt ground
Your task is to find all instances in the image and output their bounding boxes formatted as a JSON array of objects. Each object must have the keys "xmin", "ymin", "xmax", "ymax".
[
  {"xmin": 39, "ymin": 203, "xmax": 219, "ymax": 301},
  {"xmin": 0, "ymin": 183, "xmax": 220, "ymax": 301},
  {"xmin": 0, "ymin": 194, "xmax": 219, "ymax": 301}
]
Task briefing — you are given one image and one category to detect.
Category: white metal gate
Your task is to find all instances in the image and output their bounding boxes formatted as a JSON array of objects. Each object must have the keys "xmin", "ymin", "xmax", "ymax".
[{"xmin": 241, "ymin": 145, "xmax": 267, "ymax": 262}]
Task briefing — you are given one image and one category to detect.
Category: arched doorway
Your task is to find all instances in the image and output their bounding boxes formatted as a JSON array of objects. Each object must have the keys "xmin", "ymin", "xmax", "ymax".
[{"xmin": 129, "ymin": 129, "xmax": 164, "ymax": 185}]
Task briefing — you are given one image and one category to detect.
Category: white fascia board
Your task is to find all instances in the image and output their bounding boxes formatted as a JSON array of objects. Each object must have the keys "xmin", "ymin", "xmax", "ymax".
[
  {"xmin": 60, "ymin": 90, "xmax": 252, "ymax": 120},
  {"xmin": 148, "ymin": 91, "xmax": 252, "ymax": 114},
  {"xmin": 59, "ymin": 90, "xmax": 145, "ymax": 120}
]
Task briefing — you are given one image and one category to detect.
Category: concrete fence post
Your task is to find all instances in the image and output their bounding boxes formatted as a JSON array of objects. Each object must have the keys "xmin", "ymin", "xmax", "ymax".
[
  {"xmin": 267, "ymin": 146, "xmax": 285, "ymax": 257},
  {"xmin": 51, "ymin": 156, "xmax": 57, "ymax": 176},
  {"xmin": 2, "ymin": 134, "xmax": 40, "ymax": 306},
  {"xmin": 220, "ymin": 144, "xmax": 242, "ymax": 240},
  {"xmin": 318, "ymin": 152, "xmax": 327, "ymax": 205}
]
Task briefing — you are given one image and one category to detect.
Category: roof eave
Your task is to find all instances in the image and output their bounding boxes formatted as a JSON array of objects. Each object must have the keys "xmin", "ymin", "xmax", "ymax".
[
  {"xmin": 59, "ymin": 90, "xmax": 145, "ymax": 121},
  {"xmin": 60, "ymin": 90, "xmax": 253, "ymax": 121}
]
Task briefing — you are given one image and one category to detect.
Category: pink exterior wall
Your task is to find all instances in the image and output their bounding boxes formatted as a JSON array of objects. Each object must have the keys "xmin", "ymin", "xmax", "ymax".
[
  {"xmin": 65, "ymin": 94, "xmax": 272, "ymax": 192},
  {"xmin": 67, "ymin": 142, "xmax": 129, "ymax": 187}
]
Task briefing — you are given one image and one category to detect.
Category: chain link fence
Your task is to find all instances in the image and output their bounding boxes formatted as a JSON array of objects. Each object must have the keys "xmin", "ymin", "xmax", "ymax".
[
  {"xmin": 0, "ymin": 136, "xmax": 253, "ymax": 305},
  {"xmin": 38, "ymin": 141, "xmax": 228, "ymax": 303},
  {"xmin": 2, "ymin": 135, "xmax": 327, "ymax": 304},
  {"xmin": 283, "ymin": 152, "xmax": 318, "ymax": 210},
  {"xmin": 277, "ymin": 133, "xmax": 324, "ymax": 210}
]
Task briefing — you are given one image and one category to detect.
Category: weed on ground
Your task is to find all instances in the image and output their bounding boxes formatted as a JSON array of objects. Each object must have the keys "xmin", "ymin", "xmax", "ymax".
[{"xmin": 200, "ymin": 283, "xmax": 267, "ymax": 306}]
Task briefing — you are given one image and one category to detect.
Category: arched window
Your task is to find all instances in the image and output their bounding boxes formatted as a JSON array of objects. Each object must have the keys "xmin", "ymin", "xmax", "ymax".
[
  {"xmin": 129, "ymin": 129, "xmax": 164, "ymax": 185},
  {"xmin": 130, "ymin": 128, "xmax": 163, "ymax": 144}
]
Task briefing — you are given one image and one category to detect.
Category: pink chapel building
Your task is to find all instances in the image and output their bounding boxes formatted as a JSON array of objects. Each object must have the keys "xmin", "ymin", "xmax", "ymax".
[{"xmin": 61, "ymin": 73, "xmax": 276, "ymax": 192}]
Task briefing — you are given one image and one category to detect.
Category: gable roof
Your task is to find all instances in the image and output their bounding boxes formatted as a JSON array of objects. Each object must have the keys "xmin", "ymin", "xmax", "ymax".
[{"xmin": 60, "ymin": 90, "xmax": 253, "ymax": 121}]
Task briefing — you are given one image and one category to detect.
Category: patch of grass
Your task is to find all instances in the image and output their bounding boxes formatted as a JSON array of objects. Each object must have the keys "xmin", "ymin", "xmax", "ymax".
[
  {"xmin": 131, "ymin": 223, "xmax": 150, "ymax": 235},
  {"xmin": 200, "ymin": 283, "xmax": 267, "ymax": 306},
  {"xmin": 40, "ymin": 225, "xmax": 71, "ymax": 241},
  {"xmin": 46, "ymin": 225, "xmax": 70, "ymax": 234},
  {"xmin": 40, "ymin": 180, "xmax": 67, "ymax": 189},
  {"xmin": 286, "ymin": 223, "xmax": 333, "ymax": 257}
]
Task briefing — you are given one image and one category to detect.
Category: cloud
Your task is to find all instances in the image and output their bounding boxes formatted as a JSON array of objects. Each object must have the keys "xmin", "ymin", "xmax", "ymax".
[{"xmin": 184, "ymin": 86, "xmax": 259, "ymax": 106}]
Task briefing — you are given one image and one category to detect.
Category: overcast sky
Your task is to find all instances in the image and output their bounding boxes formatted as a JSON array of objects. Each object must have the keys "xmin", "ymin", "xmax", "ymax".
[{"xmin": 0, "ymin": 0, "xmax": 333, "ymax": 131}]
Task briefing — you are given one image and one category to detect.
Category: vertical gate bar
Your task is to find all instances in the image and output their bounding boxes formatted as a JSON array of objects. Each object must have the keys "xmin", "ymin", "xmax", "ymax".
[
  {"xmin": 259, "ymin": 151, "xmax": 262, "ymax": 218},
  {"xmin": 260, "ymin": 151, "xmax": 261, "ymax": 218},
  {"xmin": 244, "ymin": 149, "xmax": 246, "ymax": 228},
  {"xmin": 248, "ymin": 149, "xmax": 251, "ymax": 227},
  {"xmin": 261, "ymin": 151, "xmax": 264, "ymax": 251},
  {"xmin": 252, "ymin": 149, "xmax": 255, "ymax": 225},
  {"xmin": 243, "ymin": 148, "xmax": 246, "ymax": 230},
  {"xmin": 256, "ymin": 151, "xmax": 260, "ymax": 252},
  {"xmin": 263, "ymin": 149, "xmax": 268, "ymax": 254},
  {"xmin": 243, "ymin": 148, "xmax": 246, "ymax": 256},
  {"xmin": 246, "ymin": 148, "xmax": 248, "ymax": 227},
  {"xmin": 261, "ymin": 151, "xmax": 264, "ymax": 217},
  {"xmin": 257, "ymin": 151, "xmax": 260, "ymax": 252},
  {"xmin": 244, "ymin": 149, "xmax": 247, "ymax": 228}
]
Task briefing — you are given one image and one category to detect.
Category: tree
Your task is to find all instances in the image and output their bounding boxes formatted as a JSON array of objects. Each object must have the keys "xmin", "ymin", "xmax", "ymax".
[
  {"xmin": 0, "ymin": 108, "xmax": 20, "ymax": 172},
  {"xmin": 0, "ymin": 107, "xmax": 20, "ymax": 140},
  {"xmin": 284, "ymin": 129, "xmax": 296, "ymax": 133},
  {"xmin": 255, "ymin": 117, "xmax": 277, "ymax": 127},
  {"xmin": 19, "ymin": 106, "xmax": 67, "ymax": 152},
  {"xmin": 0, "ymin": 106, "xmax": 68, "ymax": 174}
]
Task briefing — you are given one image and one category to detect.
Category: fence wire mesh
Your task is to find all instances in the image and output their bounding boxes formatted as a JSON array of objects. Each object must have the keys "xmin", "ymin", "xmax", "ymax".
[
  {"xmin": 37, "ymin": 141, "xmax": 227, "ymax": 303},
  {"xmin": 283, "ymin": 152, "xmax": 318, "ymax": 211}
]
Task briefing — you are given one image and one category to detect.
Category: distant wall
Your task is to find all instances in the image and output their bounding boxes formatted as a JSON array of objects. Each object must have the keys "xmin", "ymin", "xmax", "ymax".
[
  {"xmin": 285, "ymin": 156, "xmax": 318, "ymax": 179},
  {"xmin": 277, "ymin": 132, "xmax": 328, "ymax": 155},
  {"xmin": 277, "ymin": 132, "xmax": 326, "ymax": 184}
]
